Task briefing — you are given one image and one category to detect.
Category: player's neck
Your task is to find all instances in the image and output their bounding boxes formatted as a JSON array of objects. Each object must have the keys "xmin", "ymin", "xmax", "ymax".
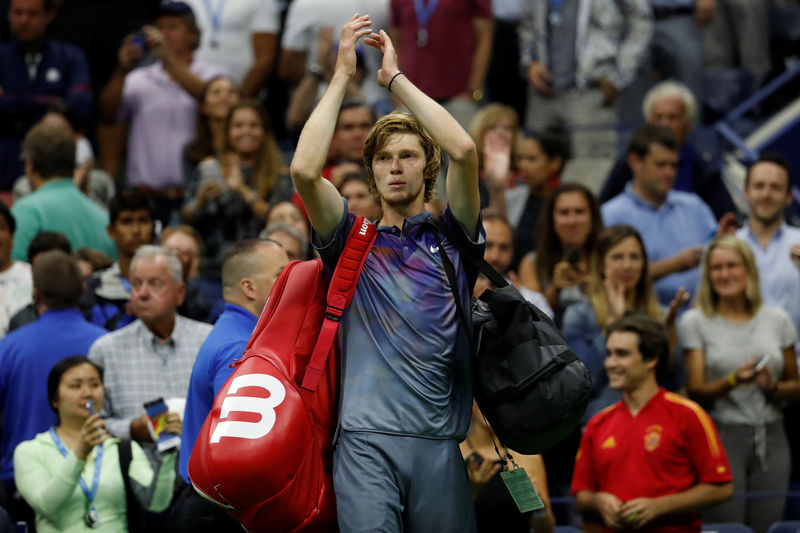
[
  {"xmin": 622, "ymin": 379, "xmax": 660, "ymax": 416},
  {"xmin": 378, "ymin": 200, "xmax": 425, "ymax": 229}
]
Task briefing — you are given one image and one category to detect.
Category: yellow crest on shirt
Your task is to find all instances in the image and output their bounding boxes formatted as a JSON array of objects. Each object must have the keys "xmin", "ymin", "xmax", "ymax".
[
  {"xmin": 644, "ymin": 425, "xmax": 663, "ymax": 452},
  {"xmin": 601, "ymin": 436, "xmax": 617, "ymax": 449}
]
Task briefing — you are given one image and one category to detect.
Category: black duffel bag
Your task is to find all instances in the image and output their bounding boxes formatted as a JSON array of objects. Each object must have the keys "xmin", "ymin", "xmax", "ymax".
[{"xmin": 430, "ymin": 218, "xmax": 592, "ymax": 454}]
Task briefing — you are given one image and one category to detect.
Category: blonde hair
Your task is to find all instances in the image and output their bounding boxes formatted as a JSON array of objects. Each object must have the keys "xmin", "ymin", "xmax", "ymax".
[
  {"xmin": 468, "ymin": 103, "xmax": 519, "ymax": 171},
  {"xmin": 695, "ymin": 236, "xmax": 762, "ymax": 316},
  {"xmin": 589, "ymin": 225, "xmax": 661, "ymax": 326},
  {"xmin": 362, "ymin": 110, "xmax": 440, "ymax": 203}
]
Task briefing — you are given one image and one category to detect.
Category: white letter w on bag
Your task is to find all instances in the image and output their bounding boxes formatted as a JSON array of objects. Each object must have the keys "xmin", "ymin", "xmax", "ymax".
[{"xmin": 210, "ymin": 374, "xmax": 286, "ymax": 443}]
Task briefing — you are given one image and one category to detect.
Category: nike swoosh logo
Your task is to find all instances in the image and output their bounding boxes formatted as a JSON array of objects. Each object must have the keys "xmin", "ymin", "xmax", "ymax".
[{"xmin": 430, "ymin": 244, "xmax": 439, "ymax": 253}]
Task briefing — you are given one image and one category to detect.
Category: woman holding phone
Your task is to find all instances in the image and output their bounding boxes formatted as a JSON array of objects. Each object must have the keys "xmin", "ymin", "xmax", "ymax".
[
  {"xmin": 679, "ymin": 236, "xmax": 800, "ymax": 531},
  {"xmin": 13, "ymin": 356, "xmax": 177, "ymax": 532}
]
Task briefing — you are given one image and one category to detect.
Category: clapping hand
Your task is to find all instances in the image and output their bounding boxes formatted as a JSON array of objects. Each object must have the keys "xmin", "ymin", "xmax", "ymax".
[
  {"xmin": 665, "ymin": 287, "xmax": 690, "ymax": 326},
  {"xmin": 335, "ymin": 14, "xmax": 373, "ymax": 80},
  {"xmin": 483, "ymin": 129, "xmax": 513, "ymax": 190},
  {"xmin": 364, "ymin": 29, "xmax": 401, "ymax": 89}
]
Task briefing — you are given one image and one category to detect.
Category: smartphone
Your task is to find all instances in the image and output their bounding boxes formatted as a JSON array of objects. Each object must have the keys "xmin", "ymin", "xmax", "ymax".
[
  {"xmin": 85, "ymin": 399, "xmax": 96, "ymax": 416},
  {"xmin": 566, "ymin": 248, "xmax": 581, "ymax": 266},
  {"xmin": 754, "ymin": 355, "xmax": 769, "ymax": 373},
  {"xmin": 144, "ymin": 397, "xmax": 181, "ymax": 452}
]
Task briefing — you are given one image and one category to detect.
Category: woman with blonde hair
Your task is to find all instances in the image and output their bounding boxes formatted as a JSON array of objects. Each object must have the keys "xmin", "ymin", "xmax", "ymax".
[
  {"xmin": 679, "ymin": 236, "xmax": 800, "ymax": 532},
  {"xmin": 183, "ymin": 99, "xmax": 294, "ymax": 278}
]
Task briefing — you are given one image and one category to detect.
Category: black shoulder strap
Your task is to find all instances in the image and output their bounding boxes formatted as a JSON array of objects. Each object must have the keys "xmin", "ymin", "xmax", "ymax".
[
  {"xmin": 428, "ymin": 217, "xmax": 508, "ymax": 289},
  {"xmin": 117, "ymin": 438, "xmax": 139, "ymax": 533}
]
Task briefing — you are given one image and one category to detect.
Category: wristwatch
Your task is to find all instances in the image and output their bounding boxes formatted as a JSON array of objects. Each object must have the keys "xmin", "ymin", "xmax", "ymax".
[{"xmin": 308, "ymin": 63, "xmax": 324, "ymax": 82}]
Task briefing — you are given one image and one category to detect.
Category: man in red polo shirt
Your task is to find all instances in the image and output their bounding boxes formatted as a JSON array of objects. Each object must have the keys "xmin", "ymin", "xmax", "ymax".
[{"xmin": 572, "ymin": 315, "xmax": 733, "ymax": 532}]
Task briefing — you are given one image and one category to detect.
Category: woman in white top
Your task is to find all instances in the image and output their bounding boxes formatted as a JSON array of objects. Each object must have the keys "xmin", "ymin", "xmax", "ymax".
[{"xmin": 679, "ymin": 236, "xmax": 800, "ymax": 532}]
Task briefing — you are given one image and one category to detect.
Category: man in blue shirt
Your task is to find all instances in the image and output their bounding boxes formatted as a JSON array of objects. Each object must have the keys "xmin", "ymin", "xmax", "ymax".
[
  {"xmin": 292, "ymin": 17, "xmax": 483, "ymax": 532},
  {"xmin": 176, "ymin": 238, "xmax": 287, "ymax": 531},
  {"xmin": 0, "ymin": 0, "xmax": 92, "ymax": 189},
  {"xmin": 0, "ymin": 250, "xmax": 106, "ymax": 519},
  {"xmin": 602, "ymin": 124, "xmax": 717, "ymax": 306}
]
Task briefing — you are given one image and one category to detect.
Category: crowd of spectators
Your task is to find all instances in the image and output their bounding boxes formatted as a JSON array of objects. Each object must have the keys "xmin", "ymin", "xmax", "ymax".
[{"xmin": 0, "ymin": 0, "xmax": 798, "ymax": 531}]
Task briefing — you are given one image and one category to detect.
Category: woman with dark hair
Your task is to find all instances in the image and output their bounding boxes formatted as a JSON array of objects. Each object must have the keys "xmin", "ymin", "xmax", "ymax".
[
  {"xmin": 518, "ymin": 183, "xmax": 603, "ymax": 323},
  {"xmin": 13, "ymin": 356, "xmax": 176, "ymax": 532},
  {"xmin": 183, "ymin": 76, "xmax": 239, "ymax": 181},
  {"xmin": 562, "ymin": 225, "xmax": 669, "ymax": 420},
  {"xmin": 505, "ymin": 130, "xmax": 570, "ymax": 268},
  {"xmin": 183, "ymin": 99, "xmax": 294, "ymax": 278},
  {"xmin": 680, "ymin": 236, "xmax": 800, "ymax": 531}
]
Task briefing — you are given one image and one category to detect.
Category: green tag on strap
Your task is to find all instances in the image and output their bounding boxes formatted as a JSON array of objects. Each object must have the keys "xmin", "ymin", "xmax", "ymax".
[{"xmin": 500, "ymin": 467, "xmax": 544, "ymax": 513}]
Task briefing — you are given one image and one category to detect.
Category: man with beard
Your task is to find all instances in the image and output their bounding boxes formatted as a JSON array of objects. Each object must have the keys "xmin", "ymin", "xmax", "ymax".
[{"xmin": 291, "ymin": 14, "xmax": 484, "ymax": 532}]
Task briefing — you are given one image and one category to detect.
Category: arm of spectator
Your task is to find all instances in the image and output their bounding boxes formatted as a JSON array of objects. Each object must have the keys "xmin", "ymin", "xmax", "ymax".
[
  {"xmin": 285, "ymin": 71, "xmax": 321, "ymax": 132},
  {"xmin": 278, "ymin": 49, "xmax": 307, "ymax": 84},
  {"xmin": 766, "ymin": 346, "xmax": 800, "ymax": 402},
  {"xmin": 290, "ymin": 15, "xmax": 371, "ymax": 242},
  {"xmin": 649, "ymin": 245, "xmax": 703, "ymax": 281},
  {"xmin": 143, "ymin": 25, "xmax": 205, "ymax": 99},
  {"xmin": 610, "ymin": 0, "xmax": 653, "ymax": 90},
  {"xmin": 63, "ymin": 46, "xmax": 93, "ymax": 123},
  {"xmin": 98, "ymin": 36, "xmax": 142, "ymax": 124},
  {"xmin": 241, "ymin": 32, "xmax": 278, "ymax": 98},
  {"xmin": 517, "ymin": 0, "xmax": 538, "ymax": 77},
  {"xmin": 13, "ymin": 441, "xmax": 85, "ymax": 521},
  {"xmin": 463, "ymin": 17, "xmax": 493, "ymax": 100},
  {"xmin": 365, "ymin": 30, "xmax": 480, "ymax": 237},
  {"xmin": 619, "ymin": 483, "xmax": 732, "ymax": 528},
  {"xmin": 685, "ymin": 347, "xmax": 759, "ymax": 403},
  {"xmin": 516, "ymin": 454, "xmax": 555, "ymax": 533},
  {"xmin": 517, "ymin": 253, "xmax": 542, "ymax": 292}
]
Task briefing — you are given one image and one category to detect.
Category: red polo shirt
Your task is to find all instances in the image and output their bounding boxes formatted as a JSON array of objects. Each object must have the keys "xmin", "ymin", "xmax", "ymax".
[{"xmin": 571, "ymin": 388, "xmax": 732, "ymax": 533}]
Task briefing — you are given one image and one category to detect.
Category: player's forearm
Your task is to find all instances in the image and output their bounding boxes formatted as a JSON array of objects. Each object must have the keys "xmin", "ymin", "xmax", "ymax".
[
  {"xmin": 654, "ymin": 483, "xmax": 733, "ymax": 516},
  {"xmin": 389, "ymin": 74, "xmax": 477, "ymax": 165},
  {"xmin": 290, "ymin": 72, "xmax": 348, "ymax": 186}
]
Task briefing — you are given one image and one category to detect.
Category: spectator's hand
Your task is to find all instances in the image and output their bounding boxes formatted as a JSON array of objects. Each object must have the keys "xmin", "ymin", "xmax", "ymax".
[
  {"xmin": 593, "ymin": 492, "xmax": 623, "ymax": 529},
  {"xmin": 552, "ymin": 260, "xmax": 587, "ymax": 290},
  {"xmin": 664, "ymin": 286, "xmax": 690, "ymax": 326},
  {"xmin": 365, "ymin": 29, "xmax": 401, "ymax": 89},
  {"xmin": 734, "ymin": 358, "xmax": 759, "ymax": 384},
  {"xmin": 620, "ymin": 497, "xmax": 664, "ymax": 528},
  {"xmin": 695, "ymin": 0, "xmax": 715, "ymax": 27},
  {"xmin": 75, "ymin": 414, "xmax": 109, "ymax": 461},
  {"xmin": 118, "ymin": 35, "xmax": 144, "ymax": 73},
  {"xmin": 598, "ymin": 78, "xmax": 618, "ymax": 106},
  {"xmin": 223, "ymin": 153, "xmax": 246, "ymax": 191},
  {"xmin": 715, "ymin": 212, "xmax": 739, "ymax": 239},
  {"xmin": 483, "ymin": 129, "xmax": 512, "ymax": 190},
  {"xmin": 603, "ymin": 274, "xmax": 627, "ymax": 321},
  {"xmin": 335, "ymin": 14, "xmax": 372, "ymax": 80},
  {"xmin": 164, "ymin": 411, "xmax": 182, "ymax": 435},
  {"xmin": 130, "ymin": 414, "xmax": 154, "ymax": 443},
  {"xmin": 790, "ymin": 244, "xmax": 800, "ymax": 271},
  {"xmin": 675, "ymin": 245, "xmax": 704, "ymax": 271},
  {"xmin": 754, "ymin": 362, "xmax": 774, "ymax": 392},
  {"xmin": 143, "ymin": 25, "xmax": 172, "ymax": 62},
  {"xmin": 465, "ymin": 453, "xmax": 502, "ymax": 498},
  {"xmin": 195, "ymin": 179, "xmax": 224, "ymax": 208},
  {"xmin": 73, "ymin": 158, "xmax": 93, "ymax": 194},
  {"xmin": 526, "ymin": 61, "xmax": 552, "ymax": 95}
]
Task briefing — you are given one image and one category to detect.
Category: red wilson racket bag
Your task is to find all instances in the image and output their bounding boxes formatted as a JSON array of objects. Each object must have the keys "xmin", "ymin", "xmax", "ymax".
[{"xmin": 189, "ymin": 216, "xmax": 376, "ymax": 532}]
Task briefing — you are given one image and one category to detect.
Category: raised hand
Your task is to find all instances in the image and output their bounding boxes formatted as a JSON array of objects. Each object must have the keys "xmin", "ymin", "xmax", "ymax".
[
  {"xmin": 363, "ymin": 30, "xmax": 401, "ymax": 88},
  {"xmin": 483, "ymin": 129, "xmax": 512, "ymax": 189},
  {"xmin": 665, "ymin": 286, "xmax": 690, "ymax": 326},
  {"xmin": 603, "ymin": 273, "xmax": 627, "ymax": 320},
  {"xmin": 335, "ymin": 14, "xmax": 373, "ymax": 80}
]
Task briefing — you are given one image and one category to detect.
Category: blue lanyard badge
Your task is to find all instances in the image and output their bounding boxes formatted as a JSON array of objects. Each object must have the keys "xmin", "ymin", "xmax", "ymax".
[
  {"xmin": 49, "ymin": 427, "xmax": 103, "ymax": 526},
  {"xmin": 413, "ymin": 0, "xmax": 440, "ymax": 47},
  {"xmin": 202, "ymin": 0, "xmax": 226, "ymax": 48}
]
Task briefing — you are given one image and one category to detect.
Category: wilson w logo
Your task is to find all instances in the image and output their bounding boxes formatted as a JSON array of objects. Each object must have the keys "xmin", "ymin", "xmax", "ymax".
[{"xmin": 210, "ymin": 374, "xmax": 286, "ymax": 443}]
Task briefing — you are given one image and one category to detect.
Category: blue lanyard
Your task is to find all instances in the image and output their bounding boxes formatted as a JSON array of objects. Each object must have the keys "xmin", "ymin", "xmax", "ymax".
[
  {"xmin": 549, "ymin": 0, "xmax": 564, "ymax": 12},
  {"xmin": 202, "ymin": 0, "xmax": 226, "ymax": 40},
  {"xmin": 413, "ymin": 0, "xmax": 440, "ymax": 29},
  {"xmin": 49, "ymin": 427, "xmax": 103, "ymax": 505}
]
